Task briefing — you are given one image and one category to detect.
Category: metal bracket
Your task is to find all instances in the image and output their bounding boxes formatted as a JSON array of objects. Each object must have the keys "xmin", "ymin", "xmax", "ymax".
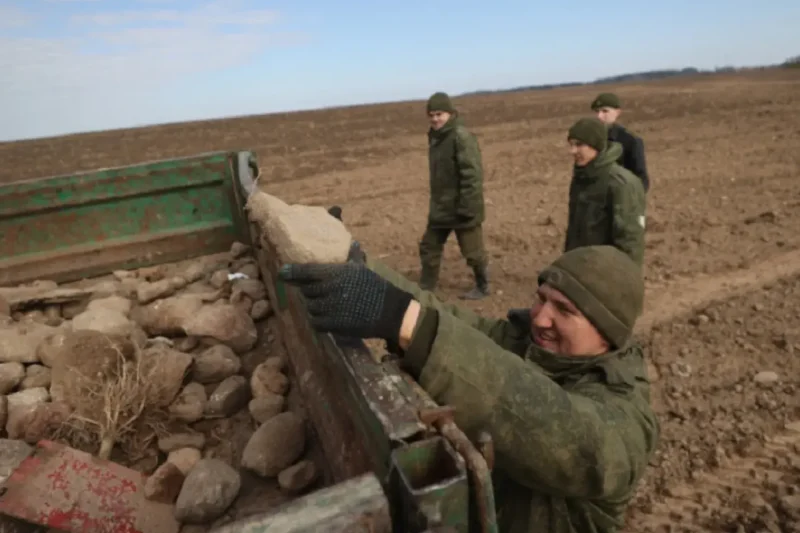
[
  {"xmin": 388, "ymin": 436, "xmax": 469, "ymax": 533},
  {"xmin": 417, "ymin": 406, "xmax": 499, "ymax": 533}
]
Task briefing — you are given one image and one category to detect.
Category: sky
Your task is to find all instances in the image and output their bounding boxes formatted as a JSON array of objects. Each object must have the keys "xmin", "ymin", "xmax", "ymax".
[{"xmin": 0, "ymin": 0, "xmax": 798, "ymax": 142}]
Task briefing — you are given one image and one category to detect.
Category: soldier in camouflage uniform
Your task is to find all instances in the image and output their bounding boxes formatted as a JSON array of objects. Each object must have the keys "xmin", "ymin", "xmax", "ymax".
[
  {"xmin": 280, "ymin": 241, "xmax": 660, "ymax": 533},
  {"xmin": 420, "ymin": 92, "xmax": 489, "ymax": 300},
  {"xmin": 565, "ymin": 117, "xmax": 647, "ymax": 266},
  {"xmin": 590, "ymin": 92, "xmax": 650, "ymax": 192}
]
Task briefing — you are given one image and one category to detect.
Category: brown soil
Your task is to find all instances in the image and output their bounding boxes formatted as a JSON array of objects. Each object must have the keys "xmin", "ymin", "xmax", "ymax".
[{"xmin": 2, "ymin": 67, "xmax": 800, "ymax": 531}]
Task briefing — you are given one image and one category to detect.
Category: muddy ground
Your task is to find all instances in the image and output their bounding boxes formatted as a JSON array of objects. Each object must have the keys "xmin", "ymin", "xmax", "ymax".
[{"xmin": 1, "ymin": 68, "xmax": 799, "ymax": 531}]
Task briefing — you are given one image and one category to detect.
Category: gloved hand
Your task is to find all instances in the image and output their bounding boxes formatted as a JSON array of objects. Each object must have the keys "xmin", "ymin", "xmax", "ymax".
[
  {"xmin": 506, "ymin": 308, "xmax": 532, "ymax": 328},
  {"xmin": 347, "ymin": 240, "xmax": 367, "ymax": 264},
  {"xmin": 278, "ymin": 262, "xmax": 414, "ymax": 343}
]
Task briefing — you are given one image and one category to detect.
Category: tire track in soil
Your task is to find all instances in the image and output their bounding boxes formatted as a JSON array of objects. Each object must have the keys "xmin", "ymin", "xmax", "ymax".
[
  {"xmin": 625, "ymin": 248, "xmax": 800, "ymax": 532},
  {"xmin": 637, "ymin": 246, "xmax": 800, "ymax": 335},
  {"xmin": 626, "ymin": 422, "xmax": 800, "ymax": 533}
]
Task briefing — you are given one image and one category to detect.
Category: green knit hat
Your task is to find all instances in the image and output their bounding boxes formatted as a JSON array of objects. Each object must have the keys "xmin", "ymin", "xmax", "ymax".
[
  {"xmin": 427, "ymin": 92, "xmax": 455, "ymax": 113},
  {"xmin": 567, "ymin": 117, "xmax": 607, "ymax": 152},
  {"xmin": 591, "ymin": 92, "xmax": 621, "ymax": 110},
  {"xmin": 538, "ymin": 245, "xmax": 644, "ymax": 348}
]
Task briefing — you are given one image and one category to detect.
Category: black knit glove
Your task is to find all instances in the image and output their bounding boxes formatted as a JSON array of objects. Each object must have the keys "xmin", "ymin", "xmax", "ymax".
[
  {"xmin": 278, "ymin": 262, "xmax": 413, "ymax": 343},
  {"xmin": 506, "ymin": 308, "xmax": 531, "ymax": 327}
]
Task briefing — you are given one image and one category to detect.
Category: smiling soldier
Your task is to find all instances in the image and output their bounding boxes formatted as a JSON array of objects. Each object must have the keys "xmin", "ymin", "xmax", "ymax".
[
  {"xmin": 279, "ymin": 242, "xmax": 660, "ymax": 533},
  {"xmin": 565, "ymin": 117, "xmax": 646, "ymax": 266},
  {"xmin": 419, "ymin": 91, "xmax": 489, "ymax": 300}
]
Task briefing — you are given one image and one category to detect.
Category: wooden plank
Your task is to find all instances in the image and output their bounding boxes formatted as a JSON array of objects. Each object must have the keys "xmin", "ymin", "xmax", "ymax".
[{"xmin": 209, "ymin": 473, "xmax": 392, "ymax": 533}]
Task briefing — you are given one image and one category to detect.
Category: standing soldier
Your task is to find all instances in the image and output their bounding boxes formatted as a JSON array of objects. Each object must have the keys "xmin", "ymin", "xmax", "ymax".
[
  {"xmin": 565, "ymin": 117, "xmax": 646, "ymax": 266},
  {"xmin": 591, "ymin": 92, "xmax": 650, "ymax": 192},
  {"xmin": 419, "ymin": 91, "xmax": 489, "ymax": 300}
]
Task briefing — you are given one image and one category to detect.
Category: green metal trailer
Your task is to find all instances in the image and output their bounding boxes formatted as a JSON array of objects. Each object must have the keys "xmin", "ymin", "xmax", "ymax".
[{"xmin": 0, "ymin": 151, "xmax": 498, "ymax": 533}]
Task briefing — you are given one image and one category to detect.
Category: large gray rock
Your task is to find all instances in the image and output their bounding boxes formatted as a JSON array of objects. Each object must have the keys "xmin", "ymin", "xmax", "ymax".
[
  {"xmin": 241, "ymin": 411, "xmax": 306, "ymax": 478},
  {"xmin": 205, "ymin": 376, "xmax": 249, "ymax": 417},
  {"xmin": 174, "ymin": 459, "xmax": 241, "ymax": 524}
]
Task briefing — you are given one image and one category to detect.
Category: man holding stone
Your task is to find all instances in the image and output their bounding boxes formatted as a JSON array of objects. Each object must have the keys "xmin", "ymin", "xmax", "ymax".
[{"xmin": 279, "ymin": 240, "xmax": 659, "ymax": 533}]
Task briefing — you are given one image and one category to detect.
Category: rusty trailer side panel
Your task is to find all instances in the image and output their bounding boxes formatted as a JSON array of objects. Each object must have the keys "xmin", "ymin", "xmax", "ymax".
[{"xmin": 0, "ymin": 151, "xmax": 252, "ymax": 286}]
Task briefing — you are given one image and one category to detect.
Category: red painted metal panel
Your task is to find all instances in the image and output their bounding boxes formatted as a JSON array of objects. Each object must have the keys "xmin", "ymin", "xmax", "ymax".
[{"xmin": 0, "ymin": 441, "xmax": 180, "ymax": 533}]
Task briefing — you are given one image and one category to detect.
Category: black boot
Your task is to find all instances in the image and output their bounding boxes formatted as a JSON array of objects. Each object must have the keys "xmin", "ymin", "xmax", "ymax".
[
  {"xmin": 460, "ymin": 265, "xmax": 490, "ymax": 300},
  {"xmin": 419, "ymin": 265, "xmax": 439, "ymax": 292}
]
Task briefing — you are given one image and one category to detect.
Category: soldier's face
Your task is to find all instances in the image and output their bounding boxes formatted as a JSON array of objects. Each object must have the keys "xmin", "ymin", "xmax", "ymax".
[
  {"xmin": 428, "ymin": 111, "xmax": 451, "ymax": 130},
  {"xmin": 595, "ymin": 106, "xmax": 621, "ymax": 125},
  {"xmin": 568, "ymin": 140, "xmax": 598, "ymax": 167},
  {"xmin": 530, "ymin": 284, "xmax": 610, "ymax": 356}
]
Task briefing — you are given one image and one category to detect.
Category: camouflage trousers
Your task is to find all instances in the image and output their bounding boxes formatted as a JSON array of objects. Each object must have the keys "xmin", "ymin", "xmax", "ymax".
[{"xmin": 418, "ymin": 225, "xmax": 487, "ymax": 283}]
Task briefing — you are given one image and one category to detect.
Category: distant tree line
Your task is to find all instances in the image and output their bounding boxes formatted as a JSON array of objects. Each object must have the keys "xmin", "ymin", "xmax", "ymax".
[
  {"xmin": 459, "ymin": 56, "xmax": 800, "ymax": 97},
  {"xmin": 783, "ymin": 55, "xmax": 800, "ymax": 68}
]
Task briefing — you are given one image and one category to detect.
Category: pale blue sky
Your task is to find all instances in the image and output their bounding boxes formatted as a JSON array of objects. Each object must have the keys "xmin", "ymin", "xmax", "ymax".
[{"xmin": 0, "ymin": 0, "xmax": 797, "ymax": 141}]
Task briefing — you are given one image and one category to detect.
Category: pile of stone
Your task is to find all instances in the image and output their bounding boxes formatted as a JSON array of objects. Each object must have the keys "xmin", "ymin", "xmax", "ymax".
[{"xmin": 0, "ymin": 240, "xmax": 319, "ymax": 528}]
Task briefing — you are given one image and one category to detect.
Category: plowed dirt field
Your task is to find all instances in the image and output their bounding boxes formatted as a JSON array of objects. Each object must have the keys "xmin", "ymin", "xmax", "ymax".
[{"xmin": 2, "ymin": 68, "xmax": 799, "ymax": 532}]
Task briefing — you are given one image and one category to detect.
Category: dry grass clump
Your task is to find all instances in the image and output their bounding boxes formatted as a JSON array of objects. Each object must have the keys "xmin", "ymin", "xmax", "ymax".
[{"xmin": 52, "ymin": 333, "xmax": 171, "ymax": 461}]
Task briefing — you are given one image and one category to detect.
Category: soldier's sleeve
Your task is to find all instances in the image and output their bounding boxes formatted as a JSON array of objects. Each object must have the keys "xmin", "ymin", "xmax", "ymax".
[
  {"xmin": 629, "ymin": 136, "xmax": 649, "ymax": 192},
  {"xmin": 403, "ymin": 307, "xmax": 654, "ymax": 500},
  {"xmin": 609, "ymin": 178, "xmax": 646, "ymax": 266},
  {"xmin": 454, "ymin": 128, "xmax": 484, "ymax": 218},
  {"xmin": 366, "ymin": 256, "xmax": 524, "ymax": 348}
]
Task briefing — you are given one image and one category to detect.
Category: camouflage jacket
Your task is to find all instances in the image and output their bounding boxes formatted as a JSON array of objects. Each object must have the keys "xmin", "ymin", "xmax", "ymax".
[
  {"xmin": 564, "ymin": 142, "xmax": 646, "ymax": 266},
  {"xmin": 367, "ymin": 258, "xmax": 660, "ymax": 533},
  {"xmin": 427, "ymin": 115, "xmax": 486, "ymax": 229}
]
